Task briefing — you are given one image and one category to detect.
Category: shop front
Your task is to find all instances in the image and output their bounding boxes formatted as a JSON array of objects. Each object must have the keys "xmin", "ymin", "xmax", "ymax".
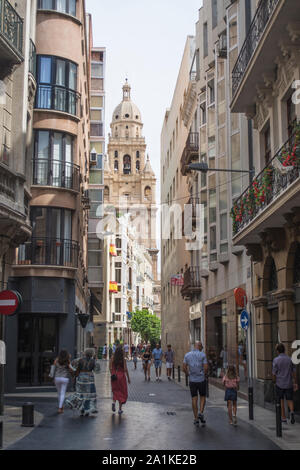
[{"xmin": 5, "ymin": 276, "xmax": 76, "ymax": 392}]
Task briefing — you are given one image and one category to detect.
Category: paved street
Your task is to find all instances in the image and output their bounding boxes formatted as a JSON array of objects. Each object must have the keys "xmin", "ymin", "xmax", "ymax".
[{"xmin": 4, "ymin": 360, "xmax": 281, "ymax": 450}]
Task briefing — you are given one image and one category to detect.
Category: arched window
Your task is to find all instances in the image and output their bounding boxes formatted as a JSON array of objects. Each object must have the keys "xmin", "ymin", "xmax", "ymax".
[
  {"xmin": 114, "ymin": 160, "xmax": 118, "ymax": 171},
  {"xmin": 144, "ymin": 186, "xmax": 151, "ymax": 198},
  {"xmin": 136, "ymin": 160, "xmax": 140, "ymax": 172},
  {"xmin": 123, "ymin": 155, "xmax": 131, "ymax": 174},
  {"xmin": 269, "ymin": 258, "xmax": 278, "ymax": 292},
  {"xmin": 136, "ymin": 151, "xmax": 140, "ymax": 158},
  {"xmin": 114, "ymin": 150, "xmax": 118, "ymax": 158}
]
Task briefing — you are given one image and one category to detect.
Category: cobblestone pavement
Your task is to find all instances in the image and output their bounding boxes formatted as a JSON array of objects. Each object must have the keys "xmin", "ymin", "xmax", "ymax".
[{"xmin": 5, "ymin": 360, "xmax": 280, "ymax": 450}]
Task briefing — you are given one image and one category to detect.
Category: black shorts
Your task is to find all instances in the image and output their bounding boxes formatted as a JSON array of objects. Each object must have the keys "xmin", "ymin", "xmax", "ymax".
[
  {"xmin": 189, "ymin": 381, "xmax": 207, "ymax": 398},
  {"xmin": 276, "ymin": 386, "xmax": 294, "ymax": 401}
]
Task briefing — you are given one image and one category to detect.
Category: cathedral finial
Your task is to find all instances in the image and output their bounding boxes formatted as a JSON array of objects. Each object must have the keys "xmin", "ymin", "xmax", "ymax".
[{"xmin": 123, "ymin": 79, "xmax": 131, "ymax": 101}]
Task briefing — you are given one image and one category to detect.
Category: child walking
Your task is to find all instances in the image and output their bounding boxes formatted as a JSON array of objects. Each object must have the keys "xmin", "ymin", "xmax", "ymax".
[{"xmin": 223, "ymin": 365, "xmax": 240, "ymax": 426}]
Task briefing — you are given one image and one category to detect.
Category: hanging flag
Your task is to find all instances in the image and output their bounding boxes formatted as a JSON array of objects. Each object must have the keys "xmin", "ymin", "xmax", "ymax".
[
  {"xmin": 109, "ymin": 282, "xmax": 118, "ymax": 293},
  {"xmin": 109, "ymin": 244, "xmax": 117, "ymax": 256}
]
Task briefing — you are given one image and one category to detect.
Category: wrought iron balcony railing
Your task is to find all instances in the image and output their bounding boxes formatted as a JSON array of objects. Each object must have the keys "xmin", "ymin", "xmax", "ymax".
[
  {"xmin": 231, "ymin": 125, "xmax": 300, "ymax": 236},
  {"xmin": 180, "ymin": 132, "xmax": 199, "ymax": 176},
  {"xmin": 0, "ymin": 164, "xmax": 15, "ymax": 201},
  {"xmin": 0, "ymin": 0, "xmax": 23, "ymax": 56},
  {"xmin": 35, "ymin": 84, "xmax": 80, "ymax": 116},
  {"xmin": 29, "ymin": 39, "xmax": 36, "ymax": 77},
  {"xmin": 181, "ymin": 266, "xmax": 201, "ymax": 300},
  {"xmin": 32, "ymin": 159, "xmax": 80, "ymax": 191},
  {"xmin": 17, "ymin": 237, "xmax": 79, "ymax": 268},
  {"xmin": 232, "ymin": 0, "xmax": 280, "ymax": 97}
]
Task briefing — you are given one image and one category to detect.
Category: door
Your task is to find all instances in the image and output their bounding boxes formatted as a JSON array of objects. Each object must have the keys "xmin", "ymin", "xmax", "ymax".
[{"xmin": 17, "ymin": 316, "xmax": 58, "ymax": 386}]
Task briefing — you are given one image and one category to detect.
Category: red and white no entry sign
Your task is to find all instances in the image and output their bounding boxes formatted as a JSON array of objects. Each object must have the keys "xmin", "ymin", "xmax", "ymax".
[{"xmin": 0, "ymin": 290, "xmax": 21, "ymax": 316}]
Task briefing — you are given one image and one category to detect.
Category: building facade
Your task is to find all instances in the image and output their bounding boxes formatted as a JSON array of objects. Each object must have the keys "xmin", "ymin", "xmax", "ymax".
[
  {"xmin": 86, "ymin": 14, "xmax": 106, "ymax": 349},
  {"xmin": 161, "ymin": 36, "xmax": 196, "ymax": 365},
  {"xmin": 5, "ymin": 0, "xmax": 90, "ymax": 391},
  {"xmin": 0, "ymin": 0, "xmax": 37, "ymax": 339},
  {"xmin": 230, "ymin": 0, "xmax": 300, "ymax": 410}
]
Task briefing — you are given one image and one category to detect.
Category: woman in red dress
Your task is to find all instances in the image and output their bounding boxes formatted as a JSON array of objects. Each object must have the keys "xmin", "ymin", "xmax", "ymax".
[{"xmin": 109, "ymin": 345, "xmax": 131, "ymax": 414}]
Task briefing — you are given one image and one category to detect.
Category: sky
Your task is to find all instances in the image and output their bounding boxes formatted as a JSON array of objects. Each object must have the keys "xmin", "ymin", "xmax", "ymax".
[{"xmin": 86, "ymin": 0, "xmax": 202, "ymax": 271}]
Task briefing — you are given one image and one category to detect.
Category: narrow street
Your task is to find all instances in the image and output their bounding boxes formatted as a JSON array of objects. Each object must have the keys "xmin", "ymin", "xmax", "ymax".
[{"xmin": 5, "ymin": 361, "xmax": 280, "ymax": 450}]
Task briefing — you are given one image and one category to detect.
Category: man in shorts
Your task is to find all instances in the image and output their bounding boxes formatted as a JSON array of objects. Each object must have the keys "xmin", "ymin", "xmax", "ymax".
[
  {"xmin": 183, "ymin": 342, "xmax": 208, "ymax": 427},
  {"xmin": 152, "ymin": 343, "xmax": 163, "ymax": 382},
  {"xmin": 272, "ymin": 343, "xmax": 298, "ymax": 424},
  {"xmin": 164, "ymin": 344, "xmax": 175, "ymax": 381}
]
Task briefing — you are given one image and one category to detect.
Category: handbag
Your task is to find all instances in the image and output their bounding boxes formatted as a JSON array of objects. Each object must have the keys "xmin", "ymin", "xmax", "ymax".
[{"xmin": 49, "ymin": 364, "xmax": 56, "ymax": 378}]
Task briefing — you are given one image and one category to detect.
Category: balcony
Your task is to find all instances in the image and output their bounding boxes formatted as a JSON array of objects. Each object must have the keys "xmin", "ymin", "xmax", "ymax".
[
  {"xmin": 231, "ymin": 0, "xmax": 298, "ymax": 113},
  {"xmin": 181, "ymin": 266, "xmax": 201, "ymax": 300},
  {"xmin": 17, "ymin": 237, "xmax": 79, "ymax": 268},
  {"xmin": 0, "ymin": 0, "xmax": 23, "ymax": 78},
  {"xmin": 32, "ymin": 159, "xmax": 80, "ymax": 191},
  {"xmin": 231, "ymin": 125, "xmax": 300, "ymax": 246},
  {"xmin": 181, "ymin": 72, "xmax": 197, "ymax": 128},
  {"xmin": 35, "ymin": 85, "xmax": 80, "ymax": 117},
  {"xmin": 180, "ymin": 132, "xmax": 199, "ymax": 176}
]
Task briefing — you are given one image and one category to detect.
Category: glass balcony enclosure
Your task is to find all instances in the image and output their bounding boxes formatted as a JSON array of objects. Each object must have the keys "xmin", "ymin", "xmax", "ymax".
[
  {"xmin": 37, "ymin": 0, "xmax": 76, "ymax": 17},
  {"xmin": 35, "ymin": 55, "xmax": 79, "ymax": 116}
]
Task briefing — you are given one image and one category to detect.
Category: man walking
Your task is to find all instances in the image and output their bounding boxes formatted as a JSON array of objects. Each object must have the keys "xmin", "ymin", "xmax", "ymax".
[
  {"xmin": 272, "ymin": 343, "xmax": 298, "ymax": 424},
  {"xmin": 183, "ymin": 342, "xmax": 208, "ymax": 427},
  {"xmin": 164, "ymin": 344, "xmax": 175, "ymax": 381},
  {"xmin": 152, "ymin": 343, "xmax": 163, "ymax": 382}
]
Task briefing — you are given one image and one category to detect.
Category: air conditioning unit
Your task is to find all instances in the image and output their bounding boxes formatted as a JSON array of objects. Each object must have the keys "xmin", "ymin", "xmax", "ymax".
[
  {"xmin": 90, "ymin": 148, "xmax": 97, "ymax": 165},
  {"xmin": 217, "ymin": 33, "xmax": 227, "ymax": 58}
]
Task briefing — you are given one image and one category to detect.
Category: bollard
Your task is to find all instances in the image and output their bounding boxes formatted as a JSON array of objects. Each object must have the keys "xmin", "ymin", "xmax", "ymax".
[
  {"xmin": 178, "ymin": 366, "xmax": 181, "ymax": 382},
  {"xmin": 275, "ymin": 397, "xmax": 282, "ymax": 438},
  {"xmin": 249, "ymin": 387, "xmax": 254, "ymax": 421},
  {"xmin": 185, "ymin": 373, "xmax": 189, "ymax": 387},
  {"xmin": 172, "ymin": 365, "xmax": 175, "ymax": 380},
  {"xmin": 22, "ymin": 402, "xmax": 34, "ymax": 428},
  {"xmin": 0, "ymin": 420, "xmax": 2, "ymax": 449}
]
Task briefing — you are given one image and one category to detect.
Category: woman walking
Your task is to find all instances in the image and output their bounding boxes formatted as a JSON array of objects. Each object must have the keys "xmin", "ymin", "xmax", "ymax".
[
  {"xmin": 66, "ymin": 348, "xmax": 97, "ymax": 417},
  {"xmin": 142, "ymin": 345, "xmax": 152, "ymax": 381},
  {"xmin": 223, "ymin": 365, "xmax": 240, "ymax": 426},
  {"xmin": 110, "ymin": 345, "xmax": 130, "ymax": 415},
  {"xmin": 53, "ymin": 350, "xmax": 73, "ymax": 414}
]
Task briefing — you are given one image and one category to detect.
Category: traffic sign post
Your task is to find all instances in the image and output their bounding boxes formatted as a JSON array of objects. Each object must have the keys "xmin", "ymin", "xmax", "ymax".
[{"xmin": 0, "ymin": 289, "xmax": 22, "ymax": 448}]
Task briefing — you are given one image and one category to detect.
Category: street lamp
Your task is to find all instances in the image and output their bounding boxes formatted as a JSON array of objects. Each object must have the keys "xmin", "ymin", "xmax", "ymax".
[{"xmin": 188, "ymin": 162, "xmax": 255, "ymax": 178}]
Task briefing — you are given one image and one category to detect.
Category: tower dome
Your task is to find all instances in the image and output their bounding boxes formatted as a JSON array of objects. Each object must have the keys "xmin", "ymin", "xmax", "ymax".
[{"xmin": 112, "ymin": 80, "xmax": 142, "ymax": 124}]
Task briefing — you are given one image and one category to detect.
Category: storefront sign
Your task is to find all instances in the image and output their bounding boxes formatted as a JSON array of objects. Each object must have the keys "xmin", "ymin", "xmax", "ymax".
[{"xmin": 0, "ymin": 290, "xmax": 21, "ymax": 316}]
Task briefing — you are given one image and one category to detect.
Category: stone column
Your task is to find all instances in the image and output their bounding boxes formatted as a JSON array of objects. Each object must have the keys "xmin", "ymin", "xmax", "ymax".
[
  {"xmin": 252, "ymin": 297, "xmax": 273, "ymax": 381},
  {"xmin": 274, "ymin": 289, "xmax": 296, "ymax": 355}
]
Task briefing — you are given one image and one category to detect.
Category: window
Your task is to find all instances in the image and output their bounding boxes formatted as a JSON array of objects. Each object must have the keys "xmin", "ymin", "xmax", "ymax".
[
  {"xmin": 89, "ymin": 189, "xmax": 103, "ymax": 218},
  {"xmin": 114, "ymin": 160, "xmax": 118, "ymax": 171},
  {"xmin": 203, "ymin": 23, "xmax": 208, "ymax": 58},
  {"xmin": 36, "ymin": 56, "xmax": 78, "ymax": 115},
  {"xmin": 136, "ymin": 151, "xmax": 140, "ymax": 158},
  {"xmin": 91, "ymin": 51, "xmax": 103, "ymax": 62},
  {"xmin": 91, "ymin": 123, "xmax": 103, "ymax": 137},
  {"xmin": 212, "ymin": 0, "xmax": 218, "ymax": 29},
  {"xmin": 88, "ymin": 240, "xmax": 102, "ymax": 267},
  {"xmin": 136, "ymin": 160, "xmax": 140, "ymax": 172},
  {"xmin": 208, "ymin": 80, "xmax": 215, "ymax": 104},
  {"xmin": 123, "ymin": 155, "xmax": 131, "ymax": 175},
  {"xmin": 287, "ymin": 95, "xmax": 296, "ymax": 139},
  {"xmin": 264, "ymin": 125, "xmax": 271, "ymax": 165},
  {"xmin": 91, "ymin": 96, "xmax": 103, "ymax": 108},
  {"xmin": 115, "ymin": 298, "xmax": 121, "ymax": 313},
  {"xmin": 91, "ymin": 63, "xmax": 103, "ymax": 78},
  {"xmin": 33, "ymin": 130, "xmax": 77, "ymax": 190},
  {"xmin": 38, "ymin": 0, "xmax": 76, "ymax": 16}
]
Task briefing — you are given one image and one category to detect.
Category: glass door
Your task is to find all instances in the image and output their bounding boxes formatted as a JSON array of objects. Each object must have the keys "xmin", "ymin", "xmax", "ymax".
[{"xmin": 17, "ymin": 316, "xmax": 58, "ymax": 386}]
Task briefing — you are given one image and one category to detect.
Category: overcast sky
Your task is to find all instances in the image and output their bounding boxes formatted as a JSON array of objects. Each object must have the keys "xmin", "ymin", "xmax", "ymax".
[{"xmin": 86, "ymin": 0, "xmax": 202, "ymax": 270}]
